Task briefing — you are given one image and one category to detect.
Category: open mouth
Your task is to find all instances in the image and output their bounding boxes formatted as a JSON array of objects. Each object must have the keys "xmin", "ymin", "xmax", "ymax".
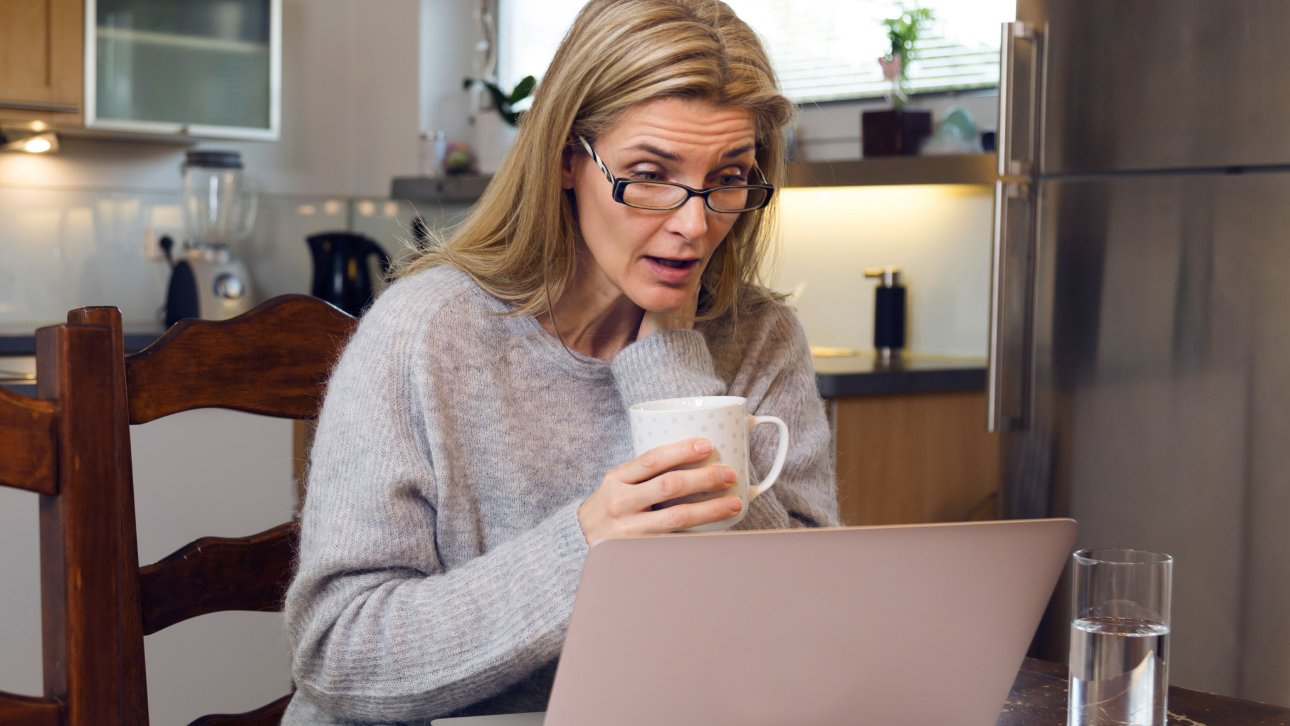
[{"xmin": 647, "ymin": 256, "xmax": 699, "ymax": 269}]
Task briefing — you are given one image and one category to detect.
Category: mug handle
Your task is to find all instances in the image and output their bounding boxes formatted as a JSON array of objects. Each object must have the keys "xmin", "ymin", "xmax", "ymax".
[{"xmin": 747, "ymin": 415, "xmax": 789, "ymax": 500}]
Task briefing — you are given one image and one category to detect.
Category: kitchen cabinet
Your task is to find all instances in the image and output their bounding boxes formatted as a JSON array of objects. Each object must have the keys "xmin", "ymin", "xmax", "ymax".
[
  {"xmin": 831, "ymin": 390, "xmax": 1000, "ymax": 526},
  {"xmin": 0, "ymin": 0, "xmax": 84, "ymax": 126},
  {"xmin": 0, "ymin": 0, "xmax": 280, "ymax": 139},
  {"xmin": 88, "ymin": 0, "xmax": 281, "ymax": 139}
]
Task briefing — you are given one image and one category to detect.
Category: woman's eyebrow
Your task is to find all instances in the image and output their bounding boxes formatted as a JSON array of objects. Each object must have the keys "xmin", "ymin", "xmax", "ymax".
[
  {"xmin": 625, "ymin": 143, "xmax": 756, "ymax": 162},
  {"xmin": 628, "ymin": 143, "xmax": 681, "ymax": 161}
]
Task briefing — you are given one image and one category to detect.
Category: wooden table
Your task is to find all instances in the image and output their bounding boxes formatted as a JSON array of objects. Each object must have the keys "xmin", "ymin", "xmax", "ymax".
[{"xmin": 1002, "ymin": 658, "xmax": 1290, "ymax": 725}]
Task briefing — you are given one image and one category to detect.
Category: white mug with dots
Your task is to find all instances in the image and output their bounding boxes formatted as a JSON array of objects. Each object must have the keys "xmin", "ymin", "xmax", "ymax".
[{"xmin": 628, "ymin": 395, "xmax": 789, "ymax": 532}]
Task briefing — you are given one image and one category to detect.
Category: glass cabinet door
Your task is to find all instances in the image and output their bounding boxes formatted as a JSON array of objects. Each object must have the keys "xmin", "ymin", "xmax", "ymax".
[{"xmin": 88, "ymin": 0, "xmax": 280, "ymax": 139}]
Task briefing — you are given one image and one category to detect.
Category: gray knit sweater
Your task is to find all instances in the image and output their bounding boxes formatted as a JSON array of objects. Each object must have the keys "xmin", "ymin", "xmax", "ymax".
[{"xmin": 282, "ymin": 265, "xmax": 838, "ymax": 724}]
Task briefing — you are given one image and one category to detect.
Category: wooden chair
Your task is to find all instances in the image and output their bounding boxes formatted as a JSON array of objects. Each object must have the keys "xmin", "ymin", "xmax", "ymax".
[{"xmin": 0, "ymin": 295, "xmax": 356, "ymax": 725}]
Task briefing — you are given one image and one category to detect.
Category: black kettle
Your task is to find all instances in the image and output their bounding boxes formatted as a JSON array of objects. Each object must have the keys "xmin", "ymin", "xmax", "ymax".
[{"xmin": 307, "ymin": 232, "xmax": 392, "ymax": 316}]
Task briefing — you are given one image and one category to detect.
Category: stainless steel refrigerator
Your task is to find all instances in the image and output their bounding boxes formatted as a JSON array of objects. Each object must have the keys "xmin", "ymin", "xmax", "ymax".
[{"xmin": 992, "ymin": 0, "xmax": 1290, "ymax": 706}]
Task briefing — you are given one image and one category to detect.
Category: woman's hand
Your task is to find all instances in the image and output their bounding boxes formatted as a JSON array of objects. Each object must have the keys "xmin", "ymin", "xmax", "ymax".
[{"xmin": 578, "ymin": 438, "xmax": 742, "ymax": 546}]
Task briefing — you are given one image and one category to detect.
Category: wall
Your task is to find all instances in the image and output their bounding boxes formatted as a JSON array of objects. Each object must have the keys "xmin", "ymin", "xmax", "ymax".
[{"xmin": 769, "ymin": 184, "xmax": 994, "ymax": 358}]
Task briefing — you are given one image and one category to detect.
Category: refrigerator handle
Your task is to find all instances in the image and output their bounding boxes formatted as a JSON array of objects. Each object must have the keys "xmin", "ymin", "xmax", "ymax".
[
  {"xmin": 988, "ymin": 180, "xmax": 1033, "ymax": 433},
  {"xmin": 997, "ymin": 22, "xmax": 1043, "ymax": 178}
]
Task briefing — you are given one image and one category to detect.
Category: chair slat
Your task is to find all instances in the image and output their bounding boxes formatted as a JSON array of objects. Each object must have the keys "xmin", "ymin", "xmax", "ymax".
[
  {"xmin": 139, "ymin": 522, "xmax": 299, "ymax": 635},
  {"xmin": 0, "ymin": 691, "xmax": 61, "ymax": 725},
  {"xmin": 125, "ymin": 295, "xmax": 356, "ymax": 424},
  {"xmin": 0, "ymin": 389, "xmax": 57, "ymax": 494},
  {"xmin": 187, "ymin": 693, "xmax": 292, "ymax": 726}
]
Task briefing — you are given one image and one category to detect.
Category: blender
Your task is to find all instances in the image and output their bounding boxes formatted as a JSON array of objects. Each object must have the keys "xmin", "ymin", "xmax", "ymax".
[{"xmin": 164, "ymin": 150, "xmax": 258, "ymax": 326}]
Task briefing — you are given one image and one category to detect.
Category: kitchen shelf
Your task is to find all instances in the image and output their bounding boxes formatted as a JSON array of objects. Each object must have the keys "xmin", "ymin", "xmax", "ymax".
[
  {"xmin": 787, "ymin": 154, "xmax": 997, "ymax": 188},
  {"xmin": 390, "ymin": 154, "xmax": 997, "ymax": 202},
  {"xmin": 390, "ymin": 174, "xmax": 492, "ymax": 203},
  {"xmin": 96, "ymin": 27, "xmax": 269, "ymax": 55}
]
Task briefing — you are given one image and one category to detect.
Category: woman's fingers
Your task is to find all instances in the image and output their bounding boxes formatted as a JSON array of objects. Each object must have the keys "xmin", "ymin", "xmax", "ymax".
[
  {"xmin": 615, "ymin": 438, "xmax": 713, "ymax": 485},
  {"xmin": 615, "ymin": 463, "xmax": 736, "ymax": 517},
  {"xmin": 642, "ymin": 493, "xmax": 743, "ymax": 533},
  {"xmin": 579, "ymin": 439, "xmax": 742, "ymax": 544}
]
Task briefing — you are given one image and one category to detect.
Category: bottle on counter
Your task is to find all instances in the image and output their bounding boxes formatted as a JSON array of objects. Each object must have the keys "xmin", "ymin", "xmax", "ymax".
[
  {"xmin": 419, "ymin": 130, "xmax": 448, "ymax": 178},
  {"xmin": 864, "ymin": 266, "xmax": 906, "ymax": 364}
]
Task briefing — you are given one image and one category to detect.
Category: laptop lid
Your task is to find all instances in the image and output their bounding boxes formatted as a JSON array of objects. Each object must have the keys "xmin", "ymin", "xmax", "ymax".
[{"xmin": 434, "ymin": 518, "xmax": 1076, "ymax": 726}]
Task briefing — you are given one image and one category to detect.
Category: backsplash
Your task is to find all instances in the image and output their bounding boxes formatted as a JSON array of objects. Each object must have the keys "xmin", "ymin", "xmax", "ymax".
[
  {"xmin": 771, "ymin": 185, "xmax": 994, "ymax": 358},
  {"xmin": 0, "ymin": 187, "xmax": 472, "ymax": 332}
]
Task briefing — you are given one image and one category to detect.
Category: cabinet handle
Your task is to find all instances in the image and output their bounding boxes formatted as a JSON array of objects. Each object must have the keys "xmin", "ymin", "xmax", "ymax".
[{"xmin": 0, "ymin": 101, "xmax": 79, "ymax": 113}]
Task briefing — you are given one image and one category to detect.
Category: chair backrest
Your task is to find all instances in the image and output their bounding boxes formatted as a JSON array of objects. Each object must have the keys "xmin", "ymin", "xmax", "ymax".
[{"xmin": 0, "ymin": 295, "xmax": 356, "ymax": 725}]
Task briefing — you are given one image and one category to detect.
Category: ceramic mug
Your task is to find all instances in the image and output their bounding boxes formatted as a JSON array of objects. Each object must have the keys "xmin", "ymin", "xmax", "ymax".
[{"xmin": 628, "ymin": 395, "xmax": 789, "ymax": 532}]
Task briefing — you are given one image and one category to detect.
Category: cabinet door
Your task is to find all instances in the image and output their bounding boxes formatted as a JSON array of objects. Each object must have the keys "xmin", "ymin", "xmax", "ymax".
[
  {"xmin": 88, "ymin": 0, "xmax": 280, "ymax": 139},
  {"xmin": 0, "ymin": 0, "xmax": 83, "ymax": 123},
  {"xmin": 833, "ymin": 391, "xmax": 1000, "ymax": 526}
]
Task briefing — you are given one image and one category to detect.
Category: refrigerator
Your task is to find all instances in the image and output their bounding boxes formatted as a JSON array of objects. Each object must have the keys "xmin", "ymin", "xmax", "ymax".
[{"xmin": 992, "ymin": 0, "xmax": 1290, "ymax": 706}]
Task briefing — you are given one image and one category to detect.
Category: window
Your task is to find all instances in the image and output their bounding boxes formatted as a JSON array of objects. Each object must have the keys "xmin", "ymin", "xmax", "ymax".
[{"xmin": 497, "ymin": 1, "xmax": 1015, "ymax": 106}]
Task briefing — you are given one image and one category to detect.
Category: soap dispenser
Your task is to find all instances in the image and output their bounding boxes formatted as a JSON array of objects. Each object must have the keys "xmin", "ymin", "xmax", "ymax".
[{"xmin": 864, "ymin": 266, "xmax": 906, "ymax": 363}]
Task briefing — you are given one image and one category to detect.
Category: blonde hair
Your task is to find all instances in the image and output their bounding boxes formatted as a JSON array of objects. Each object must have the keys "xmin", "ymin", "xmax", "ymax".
[{"xmin": 401, "ymin": 0, "xmax": 794, "ymax": 320}]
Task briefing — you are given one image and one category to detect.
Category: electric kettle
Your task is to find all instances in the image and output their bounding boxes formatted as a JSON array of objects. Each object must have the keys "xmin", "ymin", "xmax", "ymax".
[{"xmin": 306, "ymin": 232, "xmax": 392, "ymax": 316}]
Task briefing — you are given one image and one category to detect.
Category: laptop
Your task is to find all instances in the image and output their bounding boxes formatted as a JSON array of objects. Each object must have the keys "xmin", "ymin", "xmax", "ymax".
[{"xmin": 432, "ymin": 518, "xmax": 1077, "ymax": 726}]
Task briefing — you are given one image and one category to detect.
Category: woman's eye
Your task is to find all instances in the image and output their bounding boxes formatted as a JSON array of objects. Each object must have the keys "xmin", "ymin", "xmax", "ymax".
[
  {"xmin": 717, "ymin": 173, "xmax": 748, "ymax": 186},
  {"xmin": 628, "ymin": 169, "xmax": 663, "ymax": 182}
]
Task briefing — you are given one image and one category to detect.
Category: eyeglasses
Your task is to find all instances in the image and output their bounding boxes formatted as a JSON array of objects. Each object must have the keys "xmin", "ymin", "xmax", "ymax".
[{"xmin": 576, "ymin": 136, "xmax": 774, "ymax": 214}]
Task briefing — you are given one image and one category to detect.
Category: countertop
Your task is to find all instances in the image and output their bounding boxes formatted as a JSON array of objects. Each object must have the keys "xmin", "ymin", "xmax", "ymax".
[
  {"xmin": 810, "ymin": 348, "xmax": 987, "ymax": 398},
  {"xmin": 2, "ymin": 331, "xmax": 986, "ymax": 400},
  {"xmin": 0, "ymin": 330, "xmax": 164, "ymax": 357}
]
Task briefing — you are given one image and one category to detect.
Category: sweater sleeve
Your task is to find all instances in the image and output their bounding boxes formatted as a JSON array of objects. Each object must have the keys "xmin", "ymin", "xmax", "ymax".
[
  {"xmin": 729, "ymin": 307, "xmax": 839, "ymax": 531},
  {"xmin": 607, "ymin": 328, "xmax": 725, "ymax": 406},
  {"xmin": 284, "ymin": 289, "xmax": 589, "ymax": 722}
]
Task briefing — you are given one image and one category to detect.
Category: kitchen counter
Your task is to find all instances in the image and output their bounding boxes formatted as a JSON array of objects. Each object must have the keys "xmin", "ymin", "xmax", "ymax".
[
  {"xmin": 811, "ymin": 349, "xmax": 987, "ymax": 398},
  {"xmin": 0, "ymin": 330, "xmax": 164, "ymax": 357},
  {"xmin": 3, "ymin": 332, "xmax": 985, "ymax": 400},
  {"xmin": 1, "ymin": 329, "xmax": 164, "ymax": 398}
]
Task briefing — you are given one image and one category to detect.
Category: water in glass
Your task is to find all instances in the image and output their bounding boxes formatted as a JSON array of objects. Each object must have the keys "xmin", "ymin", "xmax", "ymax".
[{"xmin": 1068, "ymin": 615, "xmax": 1169, "ymax": 726}]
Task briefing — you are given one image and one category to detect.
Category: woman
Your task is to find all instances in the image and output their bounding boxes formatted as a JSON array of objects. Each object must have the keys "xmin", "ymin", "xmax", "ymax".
[{"xmin": 283, "ymin": 0, "xmax": 838, "ymax": 722}]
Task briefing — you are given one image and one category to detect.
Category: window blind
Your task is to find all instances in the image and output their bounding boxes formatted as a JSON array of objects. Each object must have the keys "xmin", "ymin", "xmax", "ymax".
[{"xmin": 498, "ymin": 0, "xmax": 1014, "ymax": 105}]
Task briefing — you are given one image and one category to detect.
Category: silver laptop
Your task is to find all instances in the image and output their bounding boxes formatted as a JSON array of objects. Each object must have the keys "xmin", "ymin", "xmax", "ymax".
[{"xmin": 433, "ymin": 518, "xmax": 1077, "ymax": 726}]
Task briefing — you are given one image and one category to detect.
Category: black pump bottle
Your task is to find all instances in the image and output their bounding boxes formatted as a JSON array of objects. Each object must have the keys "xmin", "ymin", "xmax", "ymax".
[{"xmin": 864, "ymin": 266, "xmax": 906, "ymax": 362}]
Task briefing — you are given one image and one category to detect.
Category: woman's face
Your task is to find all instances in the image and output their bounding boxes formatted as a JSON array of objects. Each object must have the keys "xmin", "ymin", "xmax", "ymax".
[{"xmin": 561, "ymin": 97, "xmax": 757, "ymax": 314}]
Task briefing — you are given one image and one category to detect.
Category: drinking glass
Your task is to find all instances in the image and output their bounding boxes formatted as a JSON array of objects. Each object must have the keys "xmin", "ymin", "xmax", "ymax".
[{"xmin": 1068, "ymin": 548, "xmax": 1173, "ymax": 726}]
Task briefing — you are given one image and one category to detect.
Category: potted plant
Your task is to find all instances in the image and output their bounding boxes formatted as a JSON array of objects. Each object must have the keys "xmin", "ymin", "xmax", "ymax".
[
  {"xmin": 863, "ymin": 7, "xmax": 935, "ymax": 157},
  {"xmin": 462, "ymin": 75, "xmax": 536, "ymax": 127}
]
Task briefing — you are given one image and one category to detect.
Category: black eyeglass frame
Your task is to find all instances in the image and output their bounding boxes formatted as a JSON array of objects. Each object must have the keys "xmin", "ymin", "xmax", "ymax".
[{"xmin": 576, "ymin": 135, "xmax": 775, "ymax": 213}]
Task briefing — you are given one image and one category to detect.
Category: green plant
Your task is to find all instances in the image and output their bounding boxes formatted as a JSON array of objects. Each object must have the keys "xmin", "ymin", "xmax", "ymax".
[
  {"xmin": 463, "ymin": 75, "xmax": 536, "ymax": 127},
  {"xmin": 882, "ymin": 8, "xmax": 934, "ymax": 81}
]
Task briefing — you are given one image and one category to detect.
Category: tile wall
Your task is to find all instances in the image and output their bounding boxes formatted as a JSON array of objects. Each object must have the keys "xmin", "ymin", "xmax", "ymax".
[{"xmin": 0, "ymin": 189, "xmax": 475, "ymax": 333}]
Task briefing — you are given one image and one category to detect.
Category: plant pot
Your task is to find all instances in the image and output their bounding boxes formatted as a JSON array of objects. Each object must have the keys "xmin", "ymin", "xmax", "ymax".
[{"xmin": 861, "ymin": 109, "xmax": 932, "ymax": 157}]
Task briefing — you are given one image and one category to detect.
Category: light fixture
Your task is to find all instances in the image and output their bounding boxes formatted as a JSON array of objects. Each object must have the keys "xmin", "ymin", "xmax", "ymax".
[{"xmin": 1, "ymin": 124, "xmax": 61, "ymax": 154}]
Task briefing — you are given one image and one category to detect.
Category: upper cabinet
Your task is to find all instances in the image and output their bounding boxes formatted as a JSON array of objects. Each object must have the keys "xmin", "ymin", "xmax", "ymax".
[
  {"xmin": 88, "ymin": 0, "xmax": 281, "ymax": 139},
  {"xmin": 0, "ymin": 0, "xmax": 280, "ymax": 140},
  {"xmin": 0, "ymin": 0, "xmax": 85, "ymax": 126}
]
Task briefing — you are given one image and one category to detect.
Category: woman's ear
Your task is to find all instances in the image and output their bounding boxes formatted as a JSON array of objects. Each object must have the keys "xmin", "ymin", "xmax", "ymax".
[{"xmin": 560, "ymin": 142, "xmax": 577, "ymax": 190}]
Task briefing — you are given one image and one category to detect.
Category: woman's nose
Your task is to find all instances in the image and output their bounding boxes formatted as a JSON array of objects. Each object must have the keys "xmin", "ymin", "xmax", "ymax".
[{"xmin": 666, "ymin": 195, "xmax": 709, "ymax": 239}]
